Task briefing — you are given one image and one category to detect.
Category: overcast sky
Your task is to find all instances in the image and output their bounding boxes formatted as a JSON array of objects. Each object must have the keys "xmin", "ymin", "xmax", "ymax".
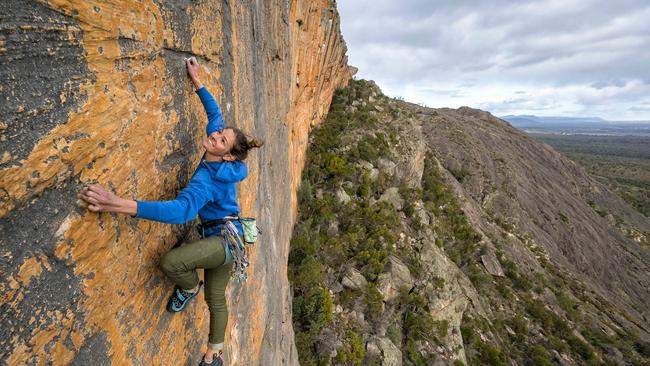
[{"xmin": 338, "ymin": 0, "xmax": 650, "ymax": 121}]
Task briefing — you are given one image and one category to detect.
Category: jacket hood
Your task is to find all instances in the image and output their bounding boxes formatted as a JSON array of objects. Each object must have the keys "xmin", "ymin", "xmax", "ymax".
[{"xmin": 204, "ymin": 160, "xmax": 248, "ymax": 183}]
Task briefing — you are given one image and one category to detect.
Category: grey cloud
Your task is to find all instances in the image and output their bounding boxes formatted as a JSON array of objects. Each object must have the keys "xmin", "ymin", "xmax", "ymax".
[
  {"xmin": 415, "ymin": 88, "xmax": 465, "ymax": 98},
  {"xmin": 591, "ymin": 80, "xmax": 627, "ymax": 89},
  {"xmin": 339, "ymin": 0, "xmax": 650, "ymax": 119},
  {"xmin": 629, "ymin": 106, "xmax": 650, "ymax": 112}
]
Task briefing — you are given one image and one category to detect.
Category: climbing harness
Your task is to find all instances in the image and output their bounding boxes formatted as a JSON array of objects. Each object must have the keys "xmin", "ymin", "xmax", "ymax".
[
  {"xmin": 197, "ymin": 216, "xmax": 261, "ymax": 244},
  {"xmin": 198, "ymin": 216, "xmax": 261, "ymax": 282}
]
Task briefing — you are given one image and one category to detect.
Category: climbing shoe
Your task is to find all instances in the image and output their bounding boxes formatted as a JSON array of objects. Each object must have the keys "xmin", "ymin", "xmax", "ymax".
[
  {"xmin": 199, "ymin": 353, "xmax": 223, "ymax": 366},
  {"xmin": 166, "ymin": 281, "xmax": 203, "ymax": 312}
]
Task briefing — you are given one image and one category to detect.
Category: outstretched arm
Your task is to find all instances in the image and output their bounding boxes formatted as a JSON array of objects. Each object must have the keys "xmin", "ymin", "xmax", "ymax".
[
  {"xmin": 79, "ymin": 180, "xmax": 212, "ymax": 224},
  {"xmin": 185, "ymin": 57, "xmax": 225, "ymax": 135},
  {"xmin": 79, "ymin": 184, "xmax": 137, "ymax": 215}
]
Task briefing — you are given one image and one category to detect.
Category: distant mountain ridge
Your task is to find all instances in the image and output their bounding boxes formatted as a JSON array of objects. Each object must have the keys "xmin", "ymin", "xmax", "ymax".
[{"xmin": 501, "ymin": 114, "xmax": 650, "ymax": 128}]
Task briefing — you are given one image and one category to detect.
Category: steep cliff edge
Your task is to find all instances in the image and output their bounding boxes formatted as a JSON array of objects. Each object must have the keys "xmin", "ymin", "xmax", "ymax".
[
  {"xmin": 0, "ymin": 0, "xmax": 349, "ymax": 364},
  {"xmin": 290, "ymin": 80, "xmax": 650, "ymax": 365}
]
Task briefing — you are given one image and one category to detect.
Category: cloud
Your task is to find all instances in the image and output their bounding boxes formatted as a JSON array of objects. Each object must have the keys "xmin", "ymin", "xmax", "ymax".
[{"xmin": 338, "ymin": 0, "xmax": 650, "ymax": 120}]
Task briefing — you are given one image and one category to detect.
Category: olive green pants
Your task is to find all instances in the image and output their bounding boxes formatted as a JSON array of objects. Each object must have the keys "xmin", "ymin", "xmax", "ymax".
[{"xmin": 159, "ymin": 235, "xmax": 232, "ymax": 345}]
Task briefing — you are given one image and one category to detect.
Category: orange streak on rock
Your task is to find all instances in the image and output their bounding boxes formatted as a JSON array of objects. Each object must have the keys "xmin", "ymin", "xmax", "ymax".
[
  {"xmin": 1, "ymin": 276, "xmax": 20, "ymax": 311},
  {"xmin": 3, "ymin": 0, "xmax": 350, "ymax": 363},
  {"xmin": 16, "ymin": 256, "xmax": 43, "ymax": 286},
  {"xmin": 6, "ymin": 339, "xmax": 30, "ymax": 366}
]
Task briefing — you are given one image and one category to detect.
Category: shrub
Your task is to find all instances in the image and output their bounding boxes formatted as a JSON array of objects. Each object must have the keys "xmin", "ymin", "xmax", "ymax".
[
  {"xmin": 434, "ymin": 319, "xmax": 449, "ymax": 338},
  {"xmin": 449, "ymin": 166, "xmax": 470, "ymax": 182},
  {"xmin": 347, "ymin": 134, "xmax": 391, "ymax": 163},
  {"xmin": 567, "ymin": 335, "xmax": 598, "ymax": 363},
  {"xmin": 387, "ymin": 322, "xmax": 402, "ymax": 346},
  {"xmin": 401, "ymin": 291, "xmax": 438, "ymax": 343},
  {"xmin": 494, "ymin": 216, "xmax": 515, "ymax": 232},
  {"xmin": 322, "ymin": 152, "xmax": 349, "ymax": 178},
  {"xmin": 293, "ymin": 286, "xmax": 332, "ymax": 332},
  {"xmin": 523, "ymin": 297, "xmax": 571, "ymax": 337},
  {"xmin": 556, "ymin": 291, "xmax": 580, "ymax": 321},
  {"xmin": 293, "ymin": 288, "xmax": 334, "ymax": 365},
  {"xmin": 365, "ymin": 284, "xmax": 385, "ymax": 319},
  {"xmin": 291, "ymin": 255, "xmax": 323, "ymax": 290},
  {"xmin": 405, "ymin": 338, "xmax": 436, "ymax": 365},
  {"xmin": 635, "ymin": 340, "xmax": 650, "ymax": 357},
  {"xmin": 295, "ymin": 332, "xmax": 317, "ymax": 366},
  {"xmin": 475, "ymin": 342, "xmax": 507, "ymax": 366},
  {"xmin": 525, "ymin": 344, "xmax": 553, "ymax": 366},
  {"xmin": 335, "ymin": 329, "xmax": 365, "ymax": 366}
]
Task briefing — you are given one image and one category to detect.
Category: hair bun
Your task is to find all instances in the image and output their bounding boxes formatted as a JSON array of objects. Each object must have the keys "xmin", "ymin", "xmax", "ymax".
[{"xmin": 247, "ymin": 138, "xmax": 264, "ymax": 149}]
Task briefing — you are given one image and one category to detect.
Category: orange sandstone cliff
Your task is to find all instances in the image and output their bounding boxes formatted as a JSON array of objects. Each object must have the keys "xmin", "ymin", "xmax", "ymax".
[{"xmin": 0, "ymin": 0, "xmax": 350, "ymax": 364}]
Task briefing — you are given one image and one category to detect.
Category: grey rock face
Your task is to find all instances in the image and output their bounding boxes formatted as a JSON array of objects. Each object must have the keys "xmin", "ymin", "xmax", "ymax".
[
  {"xmin": 357, "ymin": 160, "xmax": 379, "ymax": 180},
  {"xmin": 341, "ymin": 268, "xmax": 368, "ymax": 291},
  {"xmin": 336, "ymin": 186, "xmax": 351, "ymax": 204},
  {"xmin": 327, "ymin": 220, "xmax": 340, "ymax": 236},
  {"xmin": 375, "ymin": 337, "xmax": 403, "ymax": 366},
  {"xmin": 395, "ymin": 125, "xmax": 426, "ymax": 188},
  {"xmin": 377, "ymin": 158, "xmax": 397, "ymax": 177},
  {"xmin": 316, "ymin": 328, "xmax": 341, "ymax": 358},
  {"xmin": 413, "ymin": 200, "xmax": 431, "ymax": 225},
  {"xmin": 379, "ymin": 187, "xmax": 404, "ymax": 211},
  {"xmin": 366, "ymin": 339, "xmax": 382, "ymax": 358},
  {"xmin": 378, "ymin": 256, "xmax": 413, "ymax": 302},
  {"xmin": 480, "ymin": 251, "xmax": 505, "ymax": 277}
]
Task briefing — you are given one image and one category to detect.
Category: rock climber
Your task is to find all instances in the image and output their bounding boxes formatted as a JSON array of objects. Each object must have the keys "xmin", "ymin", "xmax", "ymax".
[{"xmin": 78, "ymin": 56, "xmax": 263, "ymax": 366}]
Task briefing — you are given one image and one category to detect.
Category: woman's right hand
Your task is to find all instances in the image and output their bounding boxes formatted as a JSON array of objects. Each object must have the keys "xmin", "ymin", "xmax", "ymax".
[{"xmin": 78, "ymin": 184, "xmax": 137, "ymax": 215}]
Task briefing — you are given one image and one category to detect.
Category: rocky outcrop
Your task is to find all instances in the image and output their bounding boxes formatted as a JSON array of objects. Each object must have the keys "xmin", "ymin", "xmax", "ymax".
[
  {"xmin": 377, "ymin": 256, "xmax": 413, "ymax": 302},
  {"xmin": 0, "ymin": 0, "xmax": 349, "ymax": 364},
  {"xmin": 290, "ymin": 79, "xmax": 650, "ymax": 365},
  {"xmin": 342, "ymin": 268, "xmax": 368, "ymax": 291},
  {"xmin": 424, "ymin": 106, "xmax": 650, "ymax": 321},
  {"xmin": 371, "ymin": 337, "xmax": 402, "ymax": 366}
]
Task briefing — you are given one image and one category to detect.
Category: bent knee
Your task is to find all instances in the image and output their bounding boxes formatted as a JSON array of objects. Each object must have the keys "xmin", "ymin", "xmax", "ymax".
[{"xmin": 160, "ymin": 252, "xmax": 182, "ymax": 275}]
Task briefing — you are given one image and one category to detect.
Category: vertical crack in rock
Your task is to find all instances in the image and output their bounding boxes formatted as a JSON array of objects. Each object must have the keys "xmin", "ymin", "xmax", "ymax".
[
  {"xmin": 218, "ymin": 0, "xmax": 236, "ymax": 128},
  {"xmin": 0, "ymin": 0, "xmax": 90, "ymax": 168}
]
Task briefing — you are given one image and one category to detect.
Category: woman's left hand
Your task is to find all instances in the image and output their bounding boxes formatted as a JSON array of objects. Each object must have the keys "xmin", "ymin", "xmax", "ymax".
[
  {"xmin": 78, "ymin": 184, "xmax": 137, "ymax": 215},
  {"xmin": 185, "ymin": 57, "xmax": 203, "ymax": 89}
]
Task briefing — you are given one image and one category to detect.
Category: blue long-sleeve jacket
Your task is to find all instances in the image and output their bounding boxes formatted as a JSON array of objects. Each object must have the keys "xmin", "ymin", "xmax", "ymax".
[{"xmin": 136, "ymin": 87, "xmax": 247, "ymax": 242}]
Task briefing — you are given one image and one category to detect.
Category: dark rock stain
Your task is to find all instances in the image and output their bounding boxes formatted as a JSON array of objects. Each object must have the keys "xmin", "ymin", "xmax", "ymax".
[
  {"xmin": 0, "ymin": 177, "xmax": 87, "ymax": 359},
  {"xmin": 0, "ymin": 0, "xmax": 90, "ymax": 168}
]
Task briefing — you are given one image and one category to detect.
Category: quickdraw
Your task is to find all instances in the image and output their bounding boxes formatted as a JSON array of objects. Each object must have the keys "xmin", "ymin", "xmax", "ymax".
[{"xmin": 221, "ymin": 220, "xmax": 251, "ymax": 282}]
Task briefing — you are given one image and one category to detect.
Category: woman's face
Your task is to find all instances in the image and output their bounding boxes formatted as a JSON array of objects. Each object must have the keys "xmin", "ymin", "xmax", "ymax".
[{"xmin": 203, "ymin": 128, "xmax": 236, "ymax": 160}]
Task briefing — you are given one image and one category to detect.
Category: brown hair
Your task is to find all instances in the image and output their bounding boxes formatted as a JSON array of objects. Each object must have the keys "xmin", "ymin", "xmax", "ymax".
[{"xmin": 229, "ymin": 127, "xmax": 264, "ymax": 161}]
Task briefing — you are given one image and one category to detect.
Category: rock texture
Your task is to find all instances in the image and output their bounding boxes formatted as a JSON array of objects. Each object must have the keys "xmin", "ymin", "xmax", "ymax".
[
  {"xmin": 0, "ymin": 0, "xmax": 349, "ymax": 364},
  {"xmin": 425, "ymin": 106, "xmax": 650, "ymax": 320}
]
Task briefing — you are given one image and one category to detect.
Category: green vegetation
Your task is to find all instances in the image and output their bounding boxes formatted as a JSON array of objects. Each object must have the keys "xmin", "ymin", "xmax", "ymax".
[
  {"xmin": 335, "ymin": 328, "xmax": 365, "ymax": 365},
  {"xmin": 421, "ymin": 154, "xmax": 486, "ymax": 286},
  {"xmin": 461, "ymin": 316, "xmax": 506, "ymax": 366},
  {"xmin": 290, "ymin": 79, "xmax": 412, "ymax": 364},
  {"xmin": 290, "ymin": 79, "xmax": 650, "ymax": 366}
]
